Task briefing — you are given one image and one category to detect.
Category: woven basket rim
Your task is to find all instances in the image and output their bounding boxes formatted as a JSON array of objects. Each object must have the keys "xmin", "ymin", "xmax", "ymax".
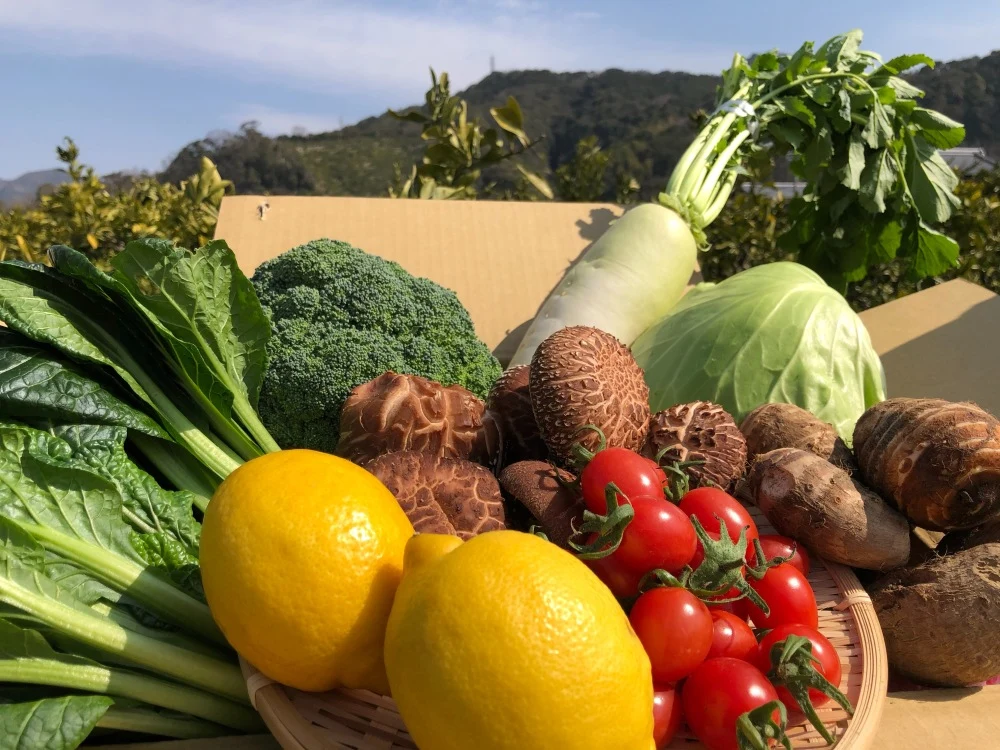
[{"xmin": 240, "ymin": 510, "xmax": 888, "ymax": 750}]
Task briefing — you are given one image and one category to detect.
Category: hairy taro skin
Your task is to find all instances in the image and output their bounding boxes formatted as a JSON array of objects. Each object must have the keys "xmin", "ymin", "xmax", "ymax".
[
  {"xmin": 366, "ymin": 451, "xmax": 506, "ymax": 539},
  {"xmin": 740, "ymin": 402, "xmax": 857, "ymax": 472},
  {"xmin": 487, "ymin": 365, "xmax": 547, "ymax": 467},
  {"xmin": 748, "ymin": 448, "xmax": 909, "ymax": 571},
  {"xmin": 644, "ymin": 401, "xmax": 747, "ymax": 490},
  {"xmin": 870, "ymin": 542, "xmax": 1000, "ymax": 687},
  {"xmin": 529, "ymin": 326, "xmax": 650, "ymax": 466},
  {"xmin": 498, "ymin": 460, "xmax": 583, "ymax": 549},
  {"xmin": 854, "ymin": 398, "xmax": 1000, "ymax": 531},
  {"xmin": 335, "ymin": 372, "xmax": 498, "ymax": 468}
]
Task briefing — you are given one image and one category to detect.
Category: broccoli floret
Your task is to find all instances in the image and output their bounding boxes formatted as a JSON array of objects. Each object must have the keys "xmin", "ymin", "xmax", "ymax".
[{"xmin": 251, "ymin": 239, "xmax": 502, "ymax": 453}]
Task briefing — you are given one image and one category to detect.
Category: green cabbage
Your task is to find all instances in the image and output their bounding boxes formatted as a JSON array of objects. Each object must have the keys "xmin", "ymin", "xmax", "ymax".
[{"xmin": 631, "ymin": 262, "xmax": 886, "ymax": 442}]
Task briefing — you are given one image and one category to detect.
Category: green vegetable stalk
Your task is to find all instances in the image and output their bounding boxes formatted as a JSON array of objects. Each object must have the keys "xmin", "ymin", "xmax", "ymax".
[{"xmin": 663, "ymin": 29, "xmax": 965, "ymax": 290}]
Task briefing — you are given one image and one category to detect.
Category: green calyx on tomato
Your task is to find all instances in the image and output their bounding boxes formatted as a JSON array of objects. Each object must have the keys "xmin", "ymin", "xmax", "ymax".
[
  {"xmin": 759, "ymin": 635, "xmax": 854, "ymax": 744},
  {"xmin": 567, "ymin": 482, "xmax": 635, "ymax": 559},
  {"xmin": 640, "ymin": 516, "xmax": 784, "ymax": 615},
  {"xmin": 653, "ymin": 450, "xmax": 704, "ymax": 502},
  {"xmin": 567, "ymin": 423, "xmax": 609, "ymax": 467},
  {"xmin": 734, "ymin": 700, "xmax": 792, "ymax": 750}
]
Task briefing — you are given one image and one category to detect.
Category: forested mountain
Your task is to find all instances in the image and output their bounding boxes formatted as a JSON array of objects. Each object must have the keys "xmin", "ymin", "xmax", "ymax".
[{"xmin": 158, "ymin": 49, "xmax": 1000, "ymax": 200}]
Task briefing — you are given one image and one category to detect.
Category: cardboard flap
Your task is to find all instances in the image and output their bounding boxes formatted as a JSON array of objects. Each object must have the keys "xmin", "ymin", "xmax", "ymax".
[
  {"xmin": 859, "ymin": 279, "xmax": 1000, "ymax": 415},
  {"xmin": 216, "ymin": 195, "xmax": 627, "ymax": 364}
]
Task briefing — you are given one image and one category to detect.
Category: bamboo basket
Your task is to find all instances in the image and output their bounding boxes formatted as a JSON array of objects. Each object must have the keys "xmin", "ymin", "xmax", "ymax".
[{"xmin": 240, "ymin": 502, "xmax": 888, "ymax": 750}]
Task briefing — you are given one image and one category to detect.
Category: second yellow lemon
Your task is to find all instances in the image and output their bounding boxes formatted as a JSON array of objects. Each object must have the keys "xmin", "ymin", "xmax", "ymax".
[
  {"xmin": 200, "ymin": 449, "xmax": 413, "ymax": 694},
  {"xmin": 384, "ymin": 531, "xmax": 655, "ymax": 750}
]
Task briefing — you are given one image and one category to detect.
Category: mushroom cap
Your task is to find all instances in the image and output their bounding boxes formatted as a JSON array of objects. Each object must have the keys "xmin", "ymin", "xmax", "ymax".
[
  {"xmin": 335, "ymin": 371, "xmax": 498, "ymax": 467},
  {"xmin": 529, "ymin": 326, "xmax": 650, "ymax": 465},
  {"xmin": 366, "ymin": 450, "xmax": 506, "ymax": 539},
  {"xmin": 498, "ymin": 460, "xmax": 583, "ymax": 549},
  {"xmin": 645, "ymin": 401, "xmax": 748, "ymax": 490},
  {"xmin": 487, "ymin": 365, "xmax": 547, "ymax": 466}
]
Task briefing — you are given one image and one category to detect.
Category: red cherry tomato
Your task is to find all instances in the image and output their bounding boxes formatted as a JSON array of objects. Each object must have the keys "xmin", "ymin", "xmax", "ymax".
[
  {"xmin": 610, "ymin": 496, "xmax": 697, "ymax": 577},
  {"xmin": 747, "ymin": 534, "xmax": 811, "ymax": 576},
  {"xmin": 629, "ymin": 587, "xmax": 713, "ymax": 683},
  {"xmin": 580, "ymin": 448, "xmax": 666, "ymax": 513},
  {"xmin": 753, "ymin": 624, "xmax": 843, "ymax": 713},
  {"xmin": 680, "ymin": 487, "xmax": 759, "ymax": 545},
  {"xmin": 585, "ymin": 555, "xmax": 643, "ymax": 600},
  {"xmin": 705, "ymin": 585, "xmax": 752, "ymax": 622},
  {"xmin": 652, "ymin": 684, "xmax": 683, "ymax": 748},
  {"xmin": 682, "ymin": 657, "xmax": 783, "ymax": 750},
  {"xmin": 708, "ymin": 610, "xmax": 757, "ymax": 661},
  {"xmin": 746, "ymin": 563, "xmax": 819, "ymax": 630}
]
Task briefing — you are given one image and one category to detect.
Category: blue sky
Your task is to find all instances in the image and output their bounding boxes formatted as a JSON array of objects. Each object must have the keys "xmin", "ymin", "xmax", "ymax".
[{"xmin": 2, "ymin": 0, "xmax": 998, "ymax": 179}]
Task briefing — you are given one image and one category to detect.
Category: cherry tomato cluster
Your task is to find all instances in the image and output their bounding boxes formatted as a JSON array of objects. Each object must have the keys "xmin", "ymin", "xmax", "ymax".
[{"xmin": 564, "ymin": 443, "xmax": 852, "ymax": 750}]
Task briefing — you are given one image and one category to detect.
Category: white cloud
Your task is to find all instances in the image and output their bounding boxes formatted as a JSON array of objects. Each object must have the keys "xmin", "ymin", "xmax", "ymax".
[{"xmin": 0, "ymin": 0, "xmax": 734, "ymax": 100}]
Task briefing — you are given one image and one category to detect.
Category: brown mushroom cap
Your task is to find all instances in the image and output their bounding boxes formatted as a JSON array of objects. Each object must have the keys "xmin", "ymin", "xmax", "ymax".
[
  {"xmin": 529, "ymin": 326, "xmax": 650, "ymax": 465},
  {"xmin": 498, "ymin": 460, "xmax": 583, "ymax": 548},
  {"xmin": 366, "ymin": 451, "xmax": 506, "ymax": 539},
  {"xmin": 487, "ymin": 365, "xmax": 547, "ymax": 466},
  {"xmin": 644, "ymin": 401, "xmax": 747, "ymax": 490},
  {"xmin": 335, "ymin": 372, "xmax": 498, "ymax": 467}
]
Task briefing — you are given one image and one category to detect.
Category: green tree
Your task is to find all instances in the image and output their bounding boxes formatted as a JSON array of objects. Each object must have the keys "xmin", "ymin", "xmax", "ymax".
[
  {"xmin": 0, "ymin": 139, "xmax": 233, "ymax": 266},
  {"xmin": 555, "ymin": 136, "xmax": 609, "ymax": 202},
  {"xmin": 388, "ymin": 69, "xmax": 552, "ymax": 200}
]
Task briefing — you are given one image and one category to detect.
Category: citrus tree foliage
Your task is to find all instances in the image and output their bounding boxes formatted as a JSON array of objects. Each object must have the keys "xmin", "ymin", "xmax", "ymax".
[
  {"xmin": 388, "ymin": 69, "xmax": 552, "ymax": 200},
  {"xmin": 0, "ymin": 139, "xmax": 233, "ymax": 266}
]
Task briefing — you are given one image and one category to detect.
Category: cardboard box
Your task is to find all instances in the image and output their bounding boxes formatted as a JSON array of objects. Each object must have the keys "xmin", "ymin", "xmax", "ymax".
[{"xmin": 94, "ymin": 195, "xmax": 999, "ymax": 749}]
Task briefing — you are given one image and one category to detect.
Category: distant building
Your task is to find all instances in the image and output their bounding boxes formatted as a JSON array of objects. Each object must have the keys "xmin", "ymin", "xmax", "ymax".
[{"xmin": 740, "ymin": 147, "xmax": 997, "ymax": 198}]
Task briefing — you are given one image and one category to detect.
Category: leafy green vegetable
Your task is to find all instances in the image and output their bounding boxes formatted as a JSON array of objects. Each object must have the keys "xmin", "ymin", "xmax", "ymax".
[
  {"xmin": 0, "ymin": 423, "xmax": 215, "ymax": 640},
  {"xmin": 0, "ymin": 619, "xmax": 258, "ymax": 732},
  {"xmin": 96, "ymin": 703, "xmax": 229, "ymax": 739},
  {"xmin": 632, "ymin": 262, "xmax": 886, "ymax": 441},
  {"xmin": 0, "ymin": 695, "xmax": 111, "ymax": 750},
  {"xmin": 0, "ymin": 330, "xmax": 166, "ymax": 440},
  {"xmin": 663, "ymin": 29, "xmax": 965, "ymax": 290}
]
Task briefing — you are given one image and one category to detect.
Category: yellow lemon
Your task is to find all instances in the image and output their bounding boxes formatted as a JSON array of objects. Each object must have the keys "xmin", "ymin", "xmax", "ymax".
[
  {"xmin": 200, "ymin": 449, "xmax": 413, "ymax": 693},
  {"xmin": 384, "ymin": 531, "xmax": 655, "ymax": 750}
]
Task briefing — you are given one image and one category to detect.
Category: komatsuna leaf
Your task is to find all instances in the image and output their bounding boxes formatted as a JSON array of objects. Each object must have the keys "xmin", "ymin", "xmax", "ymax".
[
  {"xmin": 776, "ymin": 97, "xmax": 816, "ymax": 127},
  {"xmin": 131, "ymin": 534, "xmax": 204, "ymax": 601},
  {"xmin": 905, "ymin": 133, "xmax": 961, "ymax": 224},
  {"xmin": 0, "ymin": 424, "xmax": 141, "ymax": 564},
  {"xmin": 43, "ymin": 424, "xmax": 201, "ymax": 553},
  {"xmin": 108, "ymin": 240, "xmax": 272, "ymax": 447},
  {"xmin": 861, "ymin": 100, "xmax": 894, "ymax": 148},
  {"xmin": 910, "ymin": 108, "xmax": 966, "ymax": 150},
  {"xmin": 886, "ymin": 76, "xmax": 923, "ymax": 101},
  {"xmin": 859, "ymin": 149, "xmax": 897, "ymax": 213},
  {"xmin": 830, "ymin": 90, "xmax": 852, "ymax": 133},
  {"xmin": 0, "ymin": 330, "xmax": 168, "ymax": 440},
  {"xmin": 0, "ymin": 695, "xmax": 111, "ymax": 750}
]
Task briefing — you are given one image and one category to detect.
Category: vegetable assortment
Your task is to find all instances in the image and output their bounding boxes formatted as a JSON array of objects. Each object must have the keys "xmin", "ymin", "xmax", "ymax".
[{"xmin": 510, "ymin": 29, "xmax": 965, "ymax": 368}]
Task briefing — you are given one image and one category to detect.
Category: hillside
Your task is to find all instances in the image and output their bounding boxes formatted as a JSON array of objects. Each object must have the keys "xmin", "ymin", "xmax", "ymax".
[
  {"xmin": 0, "ymin": 169, "xmax": 68, "ymax": 207},
  {"xmin": 159, "ymin": 49, "xmax": 997, "ymax": 201}
]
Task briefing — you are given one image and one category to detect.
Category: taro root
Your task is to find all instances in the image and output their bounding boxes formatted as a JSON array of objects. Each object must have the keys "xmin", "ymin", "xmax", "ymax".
[
  {"xmin": 644, "ymin": 401, "xmax": 747, "ymax": 491},
  {"xmin": 938, "ymin": 521, "xmax": 1000, "ymax": 556},
  {"xmin": 498, "ymin": 460, "xmax": 583, "ymax": 548},
  {"xmin": 747, "ymin": 448, "xmax": 910, "ymax": 571},
  {"xmin": 487, "ymin": 365, "xmax": 547, "ymax": 466},
  {"xmin": 529, "ymin": 326, "xmax": 650, "ymax": 466},
  {"xmin": 335, "ymin": 372, "xmax": 498, "ymax": 468},
  {"xmin": 853, "ymin": 398, "xmax": 1000, "ymax": 531},
  {"xmin": 366, "ymin": 450, "xmax": 505, "ymax": 539},
  {"xmin": 870, "ymin": 542, "xmax": 1000, "ymax": 687},
  {"xmin": 740, "ymin": 402, "xmax": 856, "ymax": 472}
]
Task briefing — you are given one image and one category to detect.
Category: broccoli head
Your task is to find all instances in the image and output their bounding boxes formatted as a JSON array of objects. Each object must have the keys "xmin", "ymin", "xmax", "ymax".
[{"xmin": 251, "ymin": 238, "xmax": 502, "ymax": 453}]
